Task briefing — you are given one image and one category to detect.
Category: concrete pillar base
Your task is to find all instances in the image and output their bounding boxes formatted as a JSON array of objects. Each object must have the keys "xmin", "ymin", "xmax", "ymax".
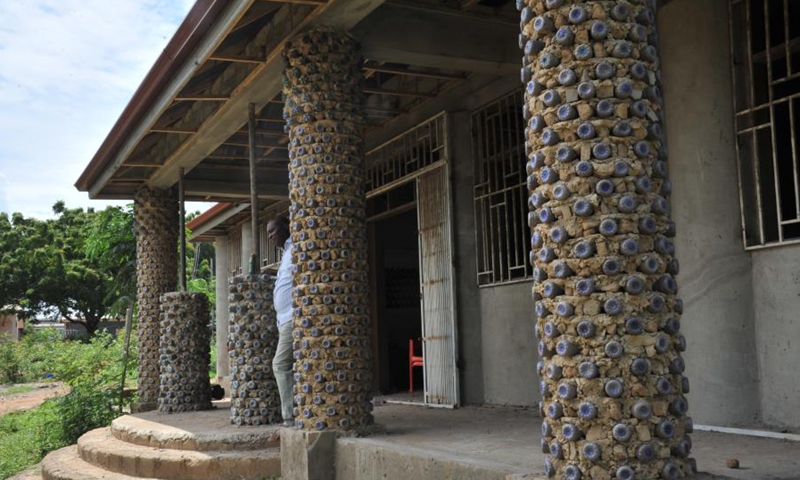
[{"xmin": 281, "ymin": 428, "xmax": 337, "ymax": 480}]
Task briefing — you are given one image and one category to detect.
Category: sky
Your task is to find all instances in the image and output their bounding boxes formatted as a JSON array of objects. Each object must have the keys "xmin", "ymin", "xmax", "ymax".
[{"xmin": 0, "ymin": 0, "xmax": 213, "ymax": 218}]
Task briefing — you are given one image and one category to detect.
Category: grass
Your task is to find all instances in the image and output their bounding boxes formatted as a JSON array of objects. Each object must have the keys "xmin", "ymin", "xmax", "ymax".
[
  {"xmin": 0, "ymin": 409, "xmax": 49, "ymax": 479},
  {"xmin": 0, "ymin": 385, "xmax": 37, "ymax": 397}
]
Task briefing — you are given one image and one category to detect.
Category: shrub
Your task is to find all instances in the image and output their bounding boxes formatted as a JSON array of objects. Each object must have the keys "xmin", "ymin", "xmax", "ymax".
[
  {"xmin": 0, "ymin": 327, "xmax": 139, "ymax": 478},
  {"xmin": 0, "ymin": 335, "xmax": 23, "ymax": 384}
]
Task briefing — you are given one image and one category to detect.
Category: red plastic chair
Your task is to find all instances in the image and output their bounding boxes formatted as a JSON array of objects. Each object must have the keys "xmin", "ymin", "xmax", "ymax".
[{"xmin": 409, "ymin": 338, "xmax": 424, "ymax": 396}]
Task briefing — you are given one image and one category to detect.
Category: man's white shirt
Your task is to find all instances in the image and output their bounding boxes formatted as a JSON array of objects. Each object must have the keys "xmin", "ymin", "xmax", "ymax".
[{"xmin": 274, "ymin": 238, "xmax": 294, "ymax": 326}]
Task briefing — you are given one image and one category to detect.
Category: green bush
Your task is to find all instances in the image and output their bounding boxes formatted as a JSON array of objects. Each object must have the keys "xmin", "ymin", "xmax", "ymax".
[
  {"xmin": 0, "ymin": 387, "xmax": 119, "ymax": 478},
  {"xmin": 0, "ymin": 327, "xmax": 139, "ymax": 478},
  {"xmin": 0, "ymin": 327, "xmax": 138, "ymax": 388}
]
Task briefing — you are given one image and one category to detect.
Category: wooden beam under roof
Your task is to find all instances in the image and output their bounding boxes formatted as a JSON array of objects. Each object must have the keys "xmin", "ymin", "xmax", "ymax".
[
  {"xmin": 232, "ymin": 2, "xmax": 281, "ymax": 33},
  {"xmin": 174, "ymin": 95, "xmax": 230, "ymax": 102},
  {"xmin": 387, "ymin": 0, "xmax": 516, "ymax": 25},
  {"xmin": 87, "ymin": 0, "xmax": 256, "ymax": 199},
  {"xmin": 184, "ymin": 179, "xmax": 289, "ymax": 199},
  {"xmin": 363, "ymin": 64, "xmax": 467, "ymax": 81},
  {"xmin": 362, "ymin": 87, "xmax": 437, "ymax": 98},
  {"xmin": 355, "ymin": 2, "xmax": 518, "ymax": 76},
  {"xmin": 144, "ymin": 0, "xmax": 387, "ymax": 190},
  {"xmin": 208, "ymin": 54, "xmax": 264, "ymax": 64},
  {"xmin": 150, "ymin": 127, "xmax": 198, "ymax": 134}
]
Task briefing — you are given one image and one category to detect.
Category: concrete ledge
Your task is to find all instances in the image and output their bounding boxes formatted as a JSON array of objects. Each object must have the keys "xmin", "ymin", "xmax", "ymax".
[
  {"xmin": 335, "ymin": 437, "xmax": 544, "ymax": 480},
  {"xmin": 281, "ymin": 428, "xmax": 337, "ymax": 480},
  {"xmin": 111, "ymin": 406, "xmax": 279, "ymax": 451},
  {"xmin": 77, "ymin": 428, "xmax": 280, "ymax": 480}
]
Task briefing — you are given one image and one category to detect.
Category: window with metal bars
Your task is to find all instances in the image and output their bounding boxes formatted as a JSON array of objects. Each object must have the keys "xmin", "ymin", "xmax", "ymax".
[
  {"xmin": 228, "ymin": 227, "xmax": 242, "ymax": 276},
  {"xmin": 471, "ymin": 89, "xmax": 532, "ymax": 286},
  {"xmin": 730, "ymin": 0, "xmax": 800, "ymax": 248}
]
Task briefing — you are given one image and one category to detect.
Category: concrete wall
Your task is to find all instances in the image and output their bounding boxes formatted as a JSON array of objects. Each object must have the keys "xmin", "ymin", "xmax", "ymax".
[
  {"xmin": 241, "ymin": 222, "xmax": 253, "ymax": 270},
  {"xmin": 751, "ymin": 248, "xmax": 800, "ymax": 428},
  {"xmin": 479, "ymin": 282, "xmax": 538, "ymax": 406},
  {"xmin": 449, "ymin": 111, "xmax": 485, "ymax": 405},
  {"xmin": 215, "ymin": 235, "xmax": 230, "ymax": 388},
  {"xmin": 660, "ymin": 0, "xmax": 762, "ymax": 426}
]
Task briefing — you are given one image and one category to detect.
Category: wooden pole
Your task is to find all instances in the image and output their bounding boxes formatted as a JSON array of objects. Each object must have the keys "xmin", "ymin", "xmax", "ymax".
[
  {"xmin": 118, "ymin": 302, "xmax": 134, "ymax": 412},
  {"xmin": 179, "ymin": 167, "xmax": 187, "ymax": 291},
  {"xmin": 248, "ymin": 102, "xmax": 260, "ymax": 274}
]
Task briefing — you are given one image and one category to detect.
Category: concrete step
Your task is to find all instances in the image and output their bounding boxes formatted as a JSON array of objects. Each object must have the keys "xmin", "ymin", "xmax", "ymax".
[
  {"xmin": 111, "ymin": 407, "xmax": 279, "ymax": 451},
  {"xmin": 41, "ymin": 446, "xmax": 157, "ymax": 480},
  {"xmin": 8, "ymin": 465, "xmax": 43, "ymax": 480},
  {"xmin": 77, "ymin": 428, "xmax": 280, "ymax": 480}
]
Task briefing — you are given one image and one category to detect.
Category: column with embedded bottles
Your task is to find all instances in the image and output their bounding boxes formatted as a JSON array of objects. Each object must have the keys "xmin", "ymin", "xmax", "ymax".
[{"xmin": 519, "ymin": 1, "xmax": 694, "ymax": 478}]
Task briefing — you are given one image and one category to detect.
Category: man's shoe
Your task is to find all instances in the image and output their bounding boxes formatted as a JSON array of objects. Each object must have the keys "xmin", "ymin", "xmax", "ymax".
[{"xmin": 283, "ymin": 420, "xmax": 294, "ymax": 427}]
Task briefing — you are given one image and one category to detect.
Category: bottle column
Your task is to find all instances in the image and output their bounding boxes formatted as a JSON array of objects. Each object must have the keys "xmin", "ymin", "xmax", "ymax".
[
  {"xmin": 519, "ymin": 1, "xmax": 694, "ymax": 479},
  {"xmin": 228, "ymin": 274, "xmax": 282, "ymax": 425},
  {"xmin": 282, "ymin": 27, "xmax": 374, "ymax": 433},
  {"xmin": 134, "ymin": 186, "xmax": 178, "ymax": 412},
  {"xmin": 158, "ymin": 292, "xmax": 213, "ymax": 413}
]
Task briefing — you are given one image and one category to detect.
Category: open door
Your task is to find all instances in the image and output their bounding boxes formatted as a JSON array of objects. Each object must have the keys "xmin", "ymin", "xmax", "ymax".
[{"xmin": 416, "ymin": 165, "xmax": 459, "ymax": 407}]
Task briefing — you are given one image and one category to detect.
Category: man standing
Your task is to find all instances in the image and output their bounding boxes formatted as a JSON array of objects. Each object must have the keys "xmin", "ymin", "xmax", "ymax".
[{"xmin": 268, "ymin": 215, "xmax": 294, "ymax": 427}]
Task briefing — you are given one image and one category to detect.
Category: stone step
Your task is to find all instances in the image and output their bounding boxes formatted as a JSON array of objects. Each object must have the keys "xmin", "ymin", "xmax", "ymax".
[
  {"xmin": 41, "ymin": 446, "xmax": 157, "ymax": 480},
  {"xmin": 77, "ymin": 428, "xmax": 281, "ymax": 480},
  {"xmin": 110, "ymin": 407, "xmax": 279, "ymax": 451},
  {"xmin": 8, "ymin": 466, "xmax": 44, "ymax": 480}
]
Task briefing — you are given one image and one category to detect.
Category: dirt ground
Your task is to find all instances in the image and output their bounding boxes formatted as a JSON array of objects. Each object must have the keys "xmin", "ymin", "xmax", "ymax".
[{"xmin": 0, "ymin": 383, "xmax": 69, "ymax": 416}]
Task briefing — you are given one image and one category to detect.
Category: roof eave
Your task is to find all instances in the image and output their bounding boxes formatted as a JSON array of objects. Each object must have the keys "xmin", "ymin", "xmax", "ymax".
[{"xmin": 75, "ymin": 0, "xmax": 229, "ymax": 193}]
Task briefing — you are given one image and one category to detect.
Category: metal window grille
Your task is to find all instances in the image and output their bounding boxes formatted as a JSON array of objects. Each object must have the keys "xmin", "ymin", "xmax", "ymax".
[
  {"xmin": 366, "ymin": 112, "xmax": 448, "ymax": 196},
  {"xmin": 730, "ymin": 0, "xmax": 800, "ymax": 248},
  {"xmin": 471, "ymin": 89, "xmax": 531, "ymax": 286},
  {"xmin": 228, "ymin": 227, "xmax": 242, "ymax": 276}
]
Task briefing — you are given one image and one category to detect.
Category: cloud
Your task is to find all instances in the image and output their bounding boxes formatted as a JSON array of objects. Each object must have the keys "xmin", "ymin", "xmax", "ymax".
[{"xmin": 0, "ymin": 0, "xmax": 193, "ymax": 218}]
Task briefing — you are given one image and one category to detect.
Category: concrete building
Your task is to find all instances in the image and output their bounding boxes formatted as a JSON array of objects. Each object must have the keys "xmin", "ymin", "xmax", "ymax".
[
  {"xmin": 53, "ymin": 0, "xmax": 800, "ymax": 479},
  {"xmin": 0, "ymin": 311, "xmax": 23, "ymax": 341}
]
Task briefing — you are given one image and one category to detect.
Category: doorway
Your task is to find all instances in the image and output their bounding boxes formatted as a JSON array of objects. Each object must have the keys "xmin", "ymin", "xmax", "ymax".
[
  {"xmin": 368, "ymin": 183, "xmax": 424, "ymax": 402},
  {"xmin": 365, "ymin": 113, "xmax": 459, "ymax": 407}
]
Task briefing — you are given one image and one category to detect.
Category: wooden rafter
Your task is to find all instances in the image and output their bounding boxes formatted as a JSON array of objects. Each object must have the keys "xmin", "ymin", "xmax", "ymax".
[
  {"xmin": 208, "ymin": 54, "xmax": 264, "ymax": 64},
  {"xmin": 174, "ymin": 96, "xmax": 230, "ymax": 103},
  {"xmin": 362, "ymin": 87, "xmax": 436, "ymax": 98},
  {"xmin": 257, "ymin": 117, "xmax": 285, "ymax": 124},
  {"xmin": 363, "ymin": 64, "xmax": 467, "ymax": 81},
  {"xmin": 150, "ymin": 128, "xmax": 197, "ymax": 134}
]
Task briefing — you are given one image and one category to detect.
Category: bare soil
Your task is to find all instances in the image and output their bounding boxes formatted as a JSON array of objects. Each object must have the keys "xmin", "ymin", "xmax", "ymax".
[{"xmin": 0, "ymin": 383, "xmax": 69, "ymax": 416}]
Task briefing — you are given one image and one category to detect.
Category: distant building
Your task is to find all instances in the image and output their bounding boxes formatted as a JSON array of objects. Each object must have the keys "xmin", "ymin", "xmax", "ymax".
[{"xmin": 0, "ymin": 311, "xmax": 23, "ymax": 341}]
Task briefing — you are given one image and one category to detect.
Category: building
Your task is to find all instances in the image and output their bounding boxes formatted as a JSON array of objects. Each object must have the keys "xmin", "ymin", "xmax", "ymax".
[
  {"xmin": 0, "ymin": 310, "xmax": 23, "ymax": 341},
  {"xmin": 64, "ymin": 0, "xmax": 800, "ymax": 479}
]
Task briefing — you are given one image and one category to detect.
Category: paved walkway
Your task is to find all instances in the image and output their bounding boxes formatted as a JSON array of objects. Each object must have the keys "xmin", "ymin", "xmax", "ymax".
[{"xmin": 371, "ymin": 403, "xmax": 800, "ymax": 480}]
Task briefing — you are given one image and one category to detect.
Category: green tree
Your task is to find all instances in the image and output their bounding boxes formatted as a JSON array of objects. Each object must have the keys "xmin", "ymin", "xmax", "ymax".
[
  {"xmin": 85, "ymin": 205, "xmax": 137, "ymax": 314},
  {"xmin": 0, "ymin": 203, "xmax": 136, "ymax": 336}
]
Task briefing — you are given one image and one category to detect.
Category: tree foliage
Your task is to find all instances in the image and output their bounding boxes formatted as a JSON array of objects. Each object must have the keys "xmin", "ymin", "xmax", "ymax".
[
  {"xmin": 0, "ymin": 203, "xmax": 135, "ymax": 336},
  {"xmin": 0, "ymin": 202, "xmax": 217, "ymax": 336}
]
